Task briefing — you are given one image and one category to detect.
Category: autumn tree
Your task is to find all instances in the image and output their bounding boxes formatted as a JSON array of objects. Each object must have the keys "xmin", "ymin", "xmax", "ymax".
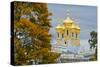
[
  {"xmin": 14, "ymin": 1, "xmax": 52, "ymax": 29},
  {"xmin": 12, "ymin": 1, "xmax": 59, "ymax": 65}
]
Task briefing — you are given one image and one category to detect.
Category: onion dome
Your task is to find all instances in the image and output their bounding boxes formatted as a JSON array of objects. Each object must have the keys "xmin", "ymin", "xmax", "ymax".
[
  {"xmin": 56, "ymin": 24, "xmax": 65, "ymax": 33},
  {"xmin": 76, "ymin": 24, "xmax": 80, "ymax": 30},
  {"xmin": 71, "ymin": 24, "xmax": 76, "ymax": 33},
  {"xmin": 75, "ymin": 24, "xmax": 80, "ymax": 34},
  {"xmin": 71, "ymin": 24, "xmax": 76, "ymax": 29},
  {"xmin": 61, "ymin": 25, "xmax": 65, "ymax": 30},
  {"xmin": 63, "ymin": 16, "xmax": 74, "ymax": 24},
  {"xmin": 56, "ymin": 24, "xmax": 63, "ymax": 29}
]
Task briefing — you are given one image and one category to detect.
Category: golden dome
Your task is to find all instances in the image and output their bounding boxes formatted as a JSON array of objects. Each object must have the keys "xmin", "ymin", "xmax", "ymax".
[
  {"xmin": 56, "ymin": 24, "xmax": 65, "ymax": 33},
  {"xmin": 63, "ymin": 16, "xmax": 74, "ymax": 24},
  {"xmin": 76, "ymin": 24, "xmax": 80, "ymax": 30},
  {"xmin": 75, "ymin": 24, "xmax": 80, "ymax": 34},
  {"xmin": 61, "ymin": 25, "xmax": 65, "ymax": 29},
  {"xmin": 56, "ymin": 24, "xmax": 65, "ymax": 29},
  {"xmin": 71, "ymin": 24, "xmax": 76, "ymax": 29},
  {"xmin": 56, "ymin": 24, "xmax": 62, "ymax": 29}
]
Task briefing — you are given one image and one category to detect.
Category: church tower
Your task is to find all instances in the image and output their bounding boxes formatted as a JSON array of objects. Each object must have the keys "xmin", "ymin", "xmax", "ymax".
[
  {"xmin": 56, "ymin": 11, "xmax": 80, "ymax": 46},
  {"xmin": 56, "ymin": 24, "xmax": 65, "ymax": 45}
]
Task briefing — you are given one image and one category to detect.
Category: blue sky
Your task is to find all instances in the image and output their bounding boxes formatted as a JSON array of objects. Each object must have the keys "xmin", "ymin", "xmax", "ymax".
[{"xmin": 48, "ymin": 3, "xmax": 97, "ymax": 52}]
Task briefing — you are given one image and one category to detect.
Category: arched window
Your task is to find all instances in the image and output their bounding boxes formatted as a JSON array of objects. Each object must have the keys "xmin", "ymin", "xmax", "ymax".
[
  {"xmin": 65, "ymin": 41, "xmax": 66, "ymax": 44},
  {"xmin": 72, "ymin": 32, "xmax": 74, "ymax": 37},
  {"xmin": 57, "ymin": 33, "xmax": 59, "ymax": 38},
  {"xmin": 76, "ymin": 33, "xmax": 77, "ymax": 38},
  {"xmin": 67, "ymin": 30, "xmax": 69, "ymax": 36},
  {"xmin": 62, "ymin": 33, "xmax": 64, "ymax": 38}
]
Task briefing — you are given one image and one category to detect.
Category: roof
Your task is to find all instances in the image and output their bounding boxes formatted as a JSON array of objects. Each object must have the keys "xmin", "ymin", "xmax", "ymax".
[
  {"xmin": 76, "ymin": 24, "xmax": 80, "ymax": 30},
  {"xmin": 71, "ymin": 24, "xmax": 76, "ymax": 29},
  {"xmin": 63, "ymin": 16, "xmax": 74, "ymax": 24},
  {"xmin": 56, "ymin": 24, "xmax": 65, "ymax": 29}
]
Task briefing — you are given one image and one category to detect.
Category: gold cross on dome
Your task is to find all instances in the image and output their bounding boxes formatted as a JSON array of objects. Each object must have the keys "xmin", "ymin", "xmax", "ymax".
[
  {"xmin": 66, "ymin": 9, "xmax": 70, "ymax": 17},
  {"xmin": 58, "ymin": 19, "xmax": 63, "ymax": 24},
  {"xmin": 76, "ymin": 16, "xmax": 80, "ymax": 25}
]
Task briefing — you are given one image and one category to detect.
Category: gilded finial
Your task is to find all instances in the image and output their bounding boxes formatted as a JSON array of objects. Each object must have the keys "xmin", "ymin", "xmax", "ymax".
[
  {"xmin": 76, "ymin": 15, "xmax": 80, "ymax": 25},
  {"xmin": 66, "ymin": 9, "xmax": 70, "ymax": 17},
  {"xmin": 58, "ymin": 19, "xmax": 63, "ymax": 24}
]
